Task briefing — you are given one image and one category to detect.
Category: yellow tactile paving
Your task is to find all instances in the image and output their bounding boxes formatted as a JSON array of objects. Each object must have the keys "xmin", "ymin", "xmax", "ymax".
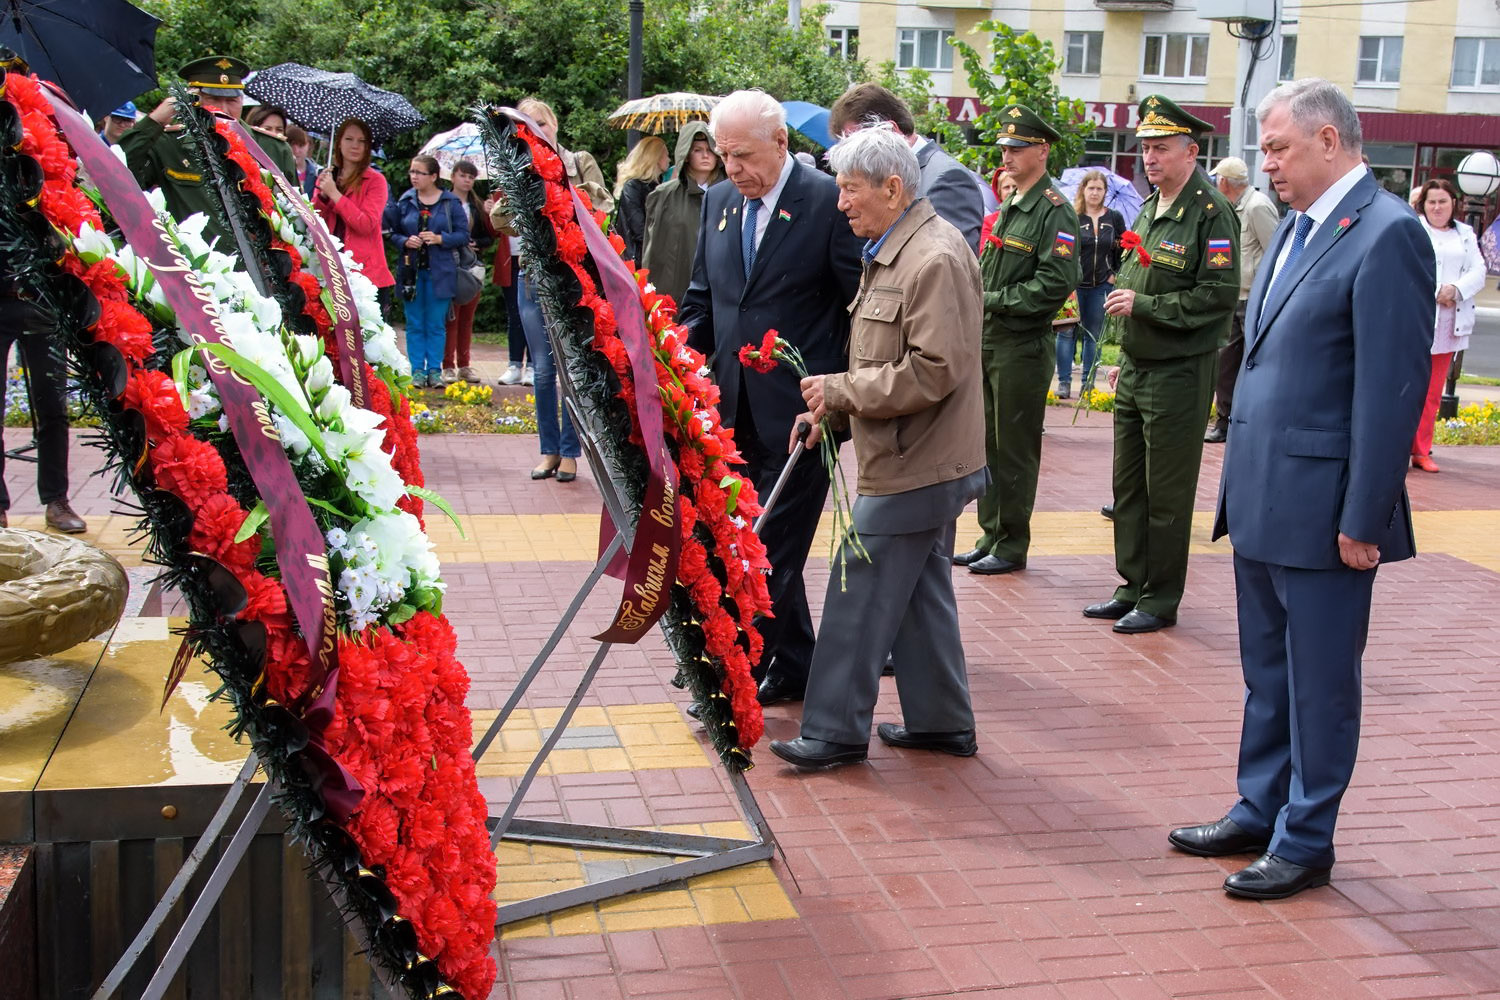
[
  {"xmin": 496, "ymin": 819, "xmax": 796, "ymax": 939},
  {"xmin": 471, "ymin": 703, "xmax": 712, "ymax": 777},
  {"xmin": 22, "ymin": 508, "xmax": 1500, "ymax": 573}
]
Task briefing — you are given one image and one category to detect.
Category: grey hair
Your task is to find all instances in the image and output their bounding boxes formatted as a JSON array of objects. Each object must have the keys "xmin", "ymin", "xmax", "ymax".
[
  {"xmin": 710, "ymin": 90, "xmax": 786, "ymax": 142},
  {"xmin": 1256, "ymin": 78, "xmax": 1363, "ymax": 152},
  {"xmin": 827, "ymin": 122, "xmax": 920, "ymax": 196}
]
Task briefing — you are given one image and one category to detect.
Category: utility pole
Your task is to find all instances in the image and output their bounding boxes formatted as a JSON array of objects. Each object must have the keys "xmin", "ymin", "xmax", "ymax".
[
  {"xmin": 788, "ymin": 0, "xmax": 801, "ymax": 29},
  {"xmin": 627, "ymin": 0, "xmax": 644, "ymax": 151},
  {"xmin": 1200, "ymin": 0, "xmax": 1281, "ymax": 193}
]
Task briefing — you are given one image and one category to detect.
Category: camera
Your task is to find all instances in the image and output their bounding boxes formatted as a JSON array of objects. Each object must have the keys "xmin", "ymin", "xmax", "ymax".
[{"xmin": 399, "ymin": 243, "xmax": 429, "ymax": 301}]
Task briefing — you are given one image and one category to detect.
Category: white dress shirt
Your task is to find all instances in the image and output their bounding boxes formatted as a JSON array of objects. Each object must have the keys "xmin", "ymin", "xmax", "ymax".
[
  {"xmin": 1264, "ymin": 163, "xmax": 1368, "ymax": 296},
  {"xmin": 746, "ymin": 152, "xmax": 796, "ymax": 252}
]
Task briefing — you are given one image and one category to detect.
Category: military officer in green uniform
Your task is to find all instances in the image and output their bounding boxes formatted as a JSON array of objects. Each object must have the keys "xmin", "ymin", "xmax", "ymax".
[
  {"xmin": 1082, "ymin": 96, "xmax": 1240, "ymax": 633},
  {"xmin": 121, "ymin": 56, "xmax": 297, "ymax": 247},
  {"xmin": 955, "ymin": 105, "xmax": 1080, "ymax": 576}
]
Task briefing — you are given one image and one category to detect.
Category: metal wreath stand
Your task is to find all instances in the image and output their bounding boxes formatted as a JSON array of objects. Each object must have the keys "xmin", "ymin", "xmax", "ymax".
[{"xmin": 473, "ymin": 370, "xmax": 802, "ymax": 925}]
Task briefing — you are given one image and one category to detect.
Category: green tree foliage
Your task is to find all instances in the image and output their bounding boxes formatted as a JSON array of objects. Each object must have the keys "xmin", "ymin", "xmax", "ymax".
[
  {"xmin": 138, "ymin": 0, "xmax": 861, "ymax": 178},
  {"xmin": 948, "ymin": 21, "xmax": 1093, "ymax": 177}
]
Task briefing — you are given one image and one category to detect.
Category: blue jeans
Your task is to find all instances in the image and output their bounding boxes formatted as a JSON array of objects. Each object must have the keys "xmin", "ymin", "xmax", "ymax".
[
  {"xmin": 518, "ymin": 273, "xmax": 579, "ymax": 458},
  {"xmin": 404, "ymin": 271, "xmax": 450, "ymax": 376},
  {"xmin": 1059, "ymin": 284, "xmax": 1109, "ymax": 391}
]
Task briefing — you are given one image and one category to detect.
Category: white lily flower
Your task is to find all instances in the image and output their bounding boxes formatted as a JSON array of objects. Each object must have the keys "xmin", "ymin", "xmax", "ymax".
[
  {"xmin": 305, "ymin": 355, "xmax": 334, "ymax": 395},
  {"xmin": 315, "ymin": 383, "xmax": 352, "ymax": 425}
]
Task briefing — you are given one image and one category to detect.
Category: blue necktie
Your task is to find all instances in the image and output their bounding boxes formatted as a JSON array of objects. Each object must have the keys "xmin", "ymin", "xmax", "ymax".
[
  {"xmin": 1263, "ymin": 213, "xmax": 1314, "ymax": 320},
  {"xmin": 742, "ymin": 197, "xmax": 762, "ymax": 278}
]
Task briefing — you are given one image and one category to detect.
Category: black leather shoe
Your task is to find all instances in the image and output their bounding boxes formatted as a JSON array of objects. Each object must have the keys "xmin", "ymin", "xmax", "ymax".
[
  {"xmin": 1168, "ymin": 817, "xmax": 1269, "ymax": 857},
  {"xmin": 876, "ymin": 722, "xmax": 977, "ymax": 757},
  {"xmin": 1083, "ymin": 599, "xmax": 1134, "ymax": 620},
  {"xmin": 1204, "ymin": 423, "xmax": 1228, "ymax": 444},
  {"xmin": 881, "ymin": 652, "xmax": 895, "ymax": 676},
  {"xmin": 1114, "ymin": 609, "xmax": 1174, "ymax": 634},
  {"xmin": 756, "ymin": 674, "xmax": 806, "ymax": 706},
  {"xmin": 1100, "ymin": 504, "xmax": 1115, "ymax": 520},
  {"xmin": 967, "ymin": 554, "xmax": 1025, "ymax": 575},
  {"xmin": 1223, "ymin": 853, "xmax": 1331, "ymax": 900},
  {"xmin": 769, "ymin": 737, "xmax": 867, "ymax": 768},
  {"xmin": 952, "ymin": 547, "xmax": 987, "ymax": 566}
]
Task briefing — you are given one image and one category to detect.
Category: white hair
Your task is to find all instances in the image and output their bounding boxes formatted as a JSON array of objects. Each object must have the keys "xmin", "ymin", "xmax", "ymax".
[
  {"xmin": 1257, "ymin": 77, "xmax": 1363, "ymax": 153},
  {"xmin": 827, "ymin": 122, "xmax": 920, "ymax": 196},
  {"xmin": 709, "ymin": 90, "xmax": 785, "ymax": 142}
]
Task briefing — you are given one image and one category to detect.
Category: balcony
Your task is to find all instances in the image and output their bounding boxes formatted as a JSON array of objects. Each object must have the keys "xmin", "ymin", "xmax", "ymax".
[{"xmin": 1095, "ymin": 0, "xmax": 1174, "ymax": 10}]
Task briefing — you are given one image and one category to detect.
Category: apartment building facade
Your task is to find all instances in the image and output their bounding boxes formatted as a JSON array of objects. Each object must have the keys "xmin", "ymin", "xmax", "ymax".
[{"xmin": 822, "ymin": 0, "xmax": 1500, "ymax": 203}]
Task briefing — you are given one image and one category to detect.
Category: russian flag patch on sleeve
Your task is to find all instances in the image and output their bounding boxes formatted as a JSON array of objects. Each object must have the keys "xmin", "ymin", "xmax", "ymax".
[
  {"xmin": 1206, "ymin": 238, "xmax": 1234, "ymax": 269},
  {"xmin": 1051, "ymin": 231, "xmax": 1076, "ymax": 258}
]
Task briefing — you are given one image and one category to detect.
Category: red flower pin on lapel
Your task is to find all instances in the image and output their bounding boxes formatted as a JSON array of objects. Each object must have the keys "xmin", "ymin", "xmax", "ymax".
[{"xmin": 1334, "ymin": 216, "xmax": 1351, "ymax": 237}]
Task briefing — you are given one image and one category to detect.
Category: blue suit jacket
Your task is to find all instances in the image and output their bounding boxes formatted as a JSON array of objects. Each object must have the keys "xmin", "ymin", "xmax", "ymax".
[
  {"xmin": 1213, "ymin": 172, "xmax": 1435, "ymax": 570},
  {"xmin": 677, "ymin": 161, "xmax": 863, "ymax": 452}
]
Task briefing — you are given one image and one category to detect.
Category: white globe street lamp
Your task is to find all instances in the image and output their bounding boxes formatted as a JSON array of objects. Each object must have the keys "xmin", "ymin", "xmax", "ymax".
[{"xmin": 1455, "ymin": 150, "xmax": 1500, "ymax": 199}]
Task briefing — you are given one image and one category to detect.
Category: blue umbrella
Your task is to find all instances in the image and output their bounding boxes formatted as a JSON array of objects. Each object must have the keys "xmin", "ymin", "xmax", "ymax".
[
  {"xmin": 1056, "ymin": 167, "xmax": 1144, "ymax": 227},
  {"xmin": 0, "ymin": 0, "xmax": 161, "ymax": 120},
  {"xmin": 781, "ymin": 100, "xmax": 834, "ymax": 150}
]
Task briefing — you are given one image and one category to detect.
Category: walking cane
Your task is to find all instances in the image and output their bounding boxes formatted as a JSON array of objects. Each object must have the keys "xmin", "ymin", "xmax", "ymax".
[{"xmin": 753, "ymin": 420, "xmax": 812, "ymax": 533}]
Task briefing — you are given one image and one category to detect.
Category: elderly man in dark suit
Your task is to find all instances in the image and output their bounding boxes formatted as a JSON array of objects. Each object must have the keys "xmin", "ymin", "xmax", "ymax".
[
  {"xmin": 677, "ymin": 90, "xmax": 864, "ymax": 706},
  {"xmin": 828, "ymin": 83, "xmax": 986, "ymax": 252},
  {"xmin": 1169, "ymin": 79, "xmax": 1435, "ymax": 900}
]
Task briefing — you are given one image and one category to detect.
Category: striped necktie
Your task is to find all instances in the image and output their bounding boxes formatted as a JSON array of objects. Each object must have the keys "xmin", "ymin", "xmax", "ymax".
[{"xmin": 742, "ymin": 198, "xmax": 762, "ymax": 278}]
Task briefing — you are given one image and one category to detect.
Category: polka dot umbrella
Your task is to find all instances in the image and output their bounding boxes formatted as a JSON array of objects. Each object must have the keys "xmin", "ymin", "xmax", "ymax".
[{"xmin": 245, "ymin": 62, "xmax": 425, "ymax": 148}]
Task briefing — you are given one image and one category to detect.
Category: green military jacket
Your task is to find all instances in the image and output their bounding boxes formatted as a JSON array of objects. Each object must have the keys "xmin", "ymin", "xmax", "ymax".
[
  {"xmin": 980, "ymin": 174, "xmax": 1080, "ymax": 340},
  {"xmin": 1113, "ymin": 174, "xmax": 1240, "ymax": 360},
  {"xmin": 248, "ymin": 125, "xmax": 299, "ymax": 182},
  {"xmin": 119, "ymin": 115, "xmax": 229, "ymax": 244}
]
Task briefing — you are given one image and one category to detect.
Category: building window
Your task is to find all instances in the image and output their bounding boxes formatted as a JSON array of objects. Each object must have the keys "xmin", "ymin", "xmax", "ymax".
[
  {"xmin": 1141, "ymin": 33, "xmax": 1209, "ymax": 80},
  {"xmin": 1064, "ymin": 32, "xmax": 1103, "ymax": 76},
  {"xmin": 897, "ymin": 28, "xmax": 954, "ymax": 71},
  {"xmin": 1451, "ymin": 37, "xmax": 1500, "ymax": 90},
  {"xmin": 1356, "ymin": 36, "xmax": 1402, "ymax": 85},
  {"xmin": 828, "ymin": 27, "xmax": 859, "ymax": 60},
  {"xmin": 1279, "ymin": 36, "xmax": 1296, "ymax": 81}
]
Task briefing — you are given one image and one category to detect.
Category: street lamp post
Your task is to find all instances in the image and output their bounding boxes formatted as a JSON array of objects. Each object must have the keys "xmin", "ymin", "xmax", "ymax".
[
  {"xmin": 1440, "ymin": 150, "xmax": 1500, "ymax": 418},
  {"xmin": 626, "ymin": 0, "xmax": 644, "ymax": 151}
]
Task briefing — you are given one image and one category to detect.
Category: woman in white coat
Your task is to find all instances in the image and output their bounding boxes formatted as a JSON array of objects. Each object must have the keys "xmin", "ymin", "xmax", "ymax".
[{"xmin": 1411, "ymin": 178, "xmax": 1488, "ymax": 472}]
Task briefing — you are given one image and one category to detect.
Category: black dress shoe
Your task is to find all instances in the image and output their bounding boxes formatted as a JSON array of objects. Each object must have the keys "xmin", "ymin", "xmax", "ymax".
[
  {"xmin": 1114, "ymin": 609, "xmax": 1174, "ymax": 633},
  {"xmin": 1223, "ymin": 853, "xmax": 1331, "ymax": 900},
  {"xmin": 1100, "ymin": 504, "xmax": 1115, "ymax": 520},
  {"xmin": 1083, "ymin": 599, "xmax": 1134, "ymax": 620},
  {"xmin": 882, "ymin": 652, "xmax": 895, "ymax": 676},
  {"xmin": 1204, "ymin": 423, "xmax": 1228, "ymax": 444},
  {"xmin": 952, "ymin": 546, "xmax": 987, "ymax": 566},
  {"xmin": 876, "ymin": 722, "xmax": 977, "ymax": 757},
  {"xmin": 769, "ymin": 737, "xmax": 867, "ymax": 768},
  {"xmin": 756, "ymin": 674, "xmax": 806, "ymax": 706},
  {"xmin": 967, "ymin": 554, "xmax": 1025, "ymax": 575},
  {"xmin": 1168, "ymin": 816, "xmax": 1269, "ymax": 857}
]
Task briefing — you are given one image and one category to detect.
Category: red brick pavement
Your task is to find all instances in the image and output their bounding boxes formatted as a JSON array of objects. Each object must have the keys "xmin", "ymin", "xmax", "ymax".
[{"xmin": 13, "ymin": 409, "xmax": 1500, "ymax": 999}]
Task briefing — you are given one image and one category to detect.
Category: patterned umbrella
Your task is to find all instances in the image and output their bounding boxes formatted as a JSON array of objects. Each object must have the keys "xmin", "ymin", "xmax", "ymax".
[
  {"xmin": 245, "ymin": 62, "xmax": 425, "ymax": 147},
  {"xmin": 605, "ymin": 92, "xmax": 720, "ymax": 134},
  {"xmin": 418, "ymin": 122, "xmax": 487, "ymax": 179}
]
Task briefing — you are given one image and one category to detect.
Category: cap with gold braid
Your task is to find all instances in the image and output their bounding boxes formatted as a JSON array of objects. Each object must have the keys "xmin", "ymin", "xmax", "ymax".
[
  {"xmin": 179, "ymin": 55, "xmax": 250, "ymax": 97},
  {"xmin": 995, "ymin": 103, "xmax": 1063, "ymax": 148},
  {"xmin": 1135, "ymin": 94, "xmax": 1215, "ymax": 139}
]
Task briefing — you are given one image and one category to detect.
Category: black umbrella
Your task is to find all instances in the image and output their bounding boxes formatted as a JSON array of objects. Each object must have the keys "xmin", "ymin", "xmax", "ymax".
[
  {"xmin": 245, "ymin": 63, "xmax": 425, "ymax": 147},
  {"xmin": 0, "ymin": 0, "xmax": 160, "ymax": 118}
]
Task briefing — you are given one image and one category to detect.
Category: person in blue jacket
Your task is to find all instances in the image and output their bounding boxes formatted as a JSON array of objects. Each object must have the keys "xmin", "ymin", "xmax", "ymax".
[{"xmin": 384, "ymin": 154, "xmax": 469, "ymax": 387}]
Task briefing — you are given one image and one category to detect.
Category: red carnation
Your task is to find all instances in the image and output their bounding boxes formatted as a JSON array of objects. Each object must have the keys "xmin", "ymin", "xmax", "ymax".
[
  {"xmin": 123, "ymin": 368, "xmax": 189, "ymax": 442},
  {"xmin": 1121, "ymin": 230, "xmax": 1152, "ymax": 267},
  {"xmin": 187, "ymin": 493, "xmax": 261, "ymax": 574},
  {"xmin": 150, "ymin": 435, "xmax": 228, "ymax": 509}
]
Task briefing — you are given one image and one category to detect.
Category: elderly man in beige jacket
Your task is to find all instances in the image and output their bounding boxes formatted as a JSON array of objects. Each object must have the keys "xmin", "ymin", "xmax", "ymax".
[{"xmin": 769, "ymin": 125, "xmax": 989, "ymax": 769}]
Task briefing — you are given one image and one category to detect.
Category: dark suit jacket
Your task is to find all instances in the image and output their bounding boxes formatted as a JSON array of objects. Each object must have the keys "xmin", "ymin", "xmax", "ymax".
[
  {"xmin": 678, "ymin": 161, "xmax": 863, "ymax": 453},
  {"xmin": 916, "ymin": 141, "xmax": 984, "ymax": 253},
  {"xmin": 1213, "ymin": 171, "xmax": 1435, "ymax": 570}
]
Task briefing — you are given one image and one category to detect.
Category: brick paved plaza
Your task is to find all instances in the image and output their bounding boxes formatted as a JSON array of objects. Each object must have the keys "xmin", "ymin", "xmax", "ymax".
[{"xmin": 7, "ymin": 394, "xmax": 1500, "ymax": 999}]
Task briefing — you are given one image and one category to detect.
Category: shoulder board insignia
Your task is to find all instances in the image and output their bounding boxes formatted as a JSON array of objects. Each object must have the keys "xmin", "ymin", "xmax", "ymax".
[
  {"xmin": 1202, "ymin": 198, "xmax": 1217, "ymax": 214},
  {"xmin": 1002, "ymin": 235, "xmax": 1036, "ymax": 254},
  {"xmin": 165, "ymin": 168, "xmax": 202, "ymax": 183},
  {"xmin": 1043, "ymin": 187, "xmax": 1064, "ymax": 206}
]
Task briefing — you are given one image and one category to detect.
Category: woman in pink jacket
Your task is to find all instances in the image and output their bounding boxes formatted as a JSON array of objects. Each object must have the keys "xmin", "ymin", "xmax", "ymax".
[{"xmin": 313, "ymin": 117, "xmax": 396, "ymax": 315}]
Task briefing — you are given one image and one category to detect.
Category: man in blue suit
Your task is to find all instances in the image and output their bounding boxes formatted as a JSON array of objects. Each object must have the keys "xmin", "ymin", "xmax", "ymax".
[
  {"xmin": 1168, "ymin": 79, "xmax": 1435, "ymax": 899},
  {"xmin": 678, "ymin": 90, "xmax": 864, "ymax": 706}
]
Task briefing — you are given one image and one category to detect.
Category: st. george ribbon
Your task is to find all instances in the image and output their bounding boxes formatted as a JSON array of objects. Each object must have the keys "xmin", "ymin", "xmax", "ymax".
[
  {"xmin": 40, "ymin": 86, "xmax": 363, "ymax": 820},
  {"xmin": 499, "ymin": 108, "xmax": 681, "ymax": 644},
  {"xmin": 227, "ymin": 120, "xmax": 372, "ymax": 410}
]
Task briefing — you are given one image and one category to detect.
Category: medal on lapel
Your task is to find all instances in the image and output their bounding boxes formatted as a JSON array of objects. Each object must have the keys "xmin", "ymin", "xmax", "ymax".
[{"xmin": 718, "ymin": 206, "xmax": 727, "ymax": 232}]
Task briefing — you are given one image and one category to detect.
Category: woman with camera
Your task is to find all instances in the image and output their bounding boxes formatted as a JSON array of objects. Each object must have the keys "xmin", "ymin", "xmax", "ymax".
[
  {"xmin": 313, "ymin": 118, "xmax": 395, "ymax": 318},
  {"xmin": 383, "ymin": 154, "xmax": 470, "ymax": 388}
]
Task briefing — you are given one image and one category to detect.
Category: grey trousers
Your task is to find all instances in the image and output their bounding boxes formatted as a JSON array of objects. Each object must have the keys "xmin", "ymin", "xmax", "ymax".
[{"xmin": 799, "ymin": 519, "xmax": 975, "ymax": 745}]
